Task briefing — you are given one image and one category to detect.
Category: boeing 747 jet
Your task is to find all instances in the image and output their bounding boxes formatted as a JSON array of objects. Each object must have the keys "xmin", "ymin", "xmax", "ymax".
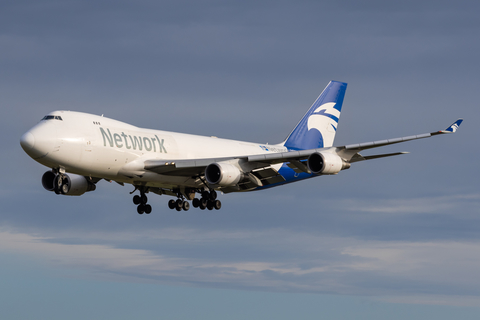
[{"xmin": 20, "ymin": 81, "xmax": 463, "ymax": 214}]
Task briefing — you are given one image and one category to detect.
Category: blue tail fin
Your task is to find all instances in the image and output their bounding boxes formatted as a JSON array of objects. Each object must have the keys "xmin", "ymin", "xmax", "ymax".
[{"xmin": 283, "ymin": 81, "xmax": 347, "ymax": 150}]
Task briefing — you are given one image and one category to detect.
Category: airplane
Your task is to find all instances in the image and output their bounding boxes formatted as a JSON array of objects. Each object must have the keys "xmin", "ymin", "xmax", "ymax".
[{"xmin": 20, "ymin": 81, "xmax": 463, "ymax": 214}]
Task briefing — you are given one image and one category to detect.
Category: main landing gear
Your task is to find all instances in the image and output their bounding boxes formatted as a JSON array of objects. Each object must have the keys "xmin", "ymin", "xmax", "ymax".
[
  {"xmin": 166, "ymin": 190, "xmax": 221, "ymax": 211},
  {"xmin": 133, "ymin": 189, "xmax": 152, "ymax": 214},
  {"xmin": 168, "ymin": 198, "xmax": 190, "ymax": 211},
  {"xmin": 132, "ymin": 188, "xmax": 222, "ymax": 214},
  {"xmin": 191, "ymin": 190, "xmax": 221, "ymax": 211}
]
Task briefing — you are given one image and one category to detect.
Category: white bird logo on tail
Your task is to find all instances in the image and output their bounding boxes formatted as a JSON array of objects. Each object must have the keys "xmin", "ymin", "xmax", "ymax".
[{"xmin": 307, "ymin": 102, "xmax": 340, "ymax": 147}]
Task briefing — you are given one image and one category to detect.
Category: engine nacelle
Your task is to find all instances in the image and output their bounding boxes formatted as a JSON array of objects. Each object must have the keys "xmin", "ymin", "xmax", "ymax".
[
  {"xmin": 42, "ymin": 171, "xmax": 96, "ymax": 196},
  {"xmin": 307, "ymin": 152, "xmax": 350, "ymax": 175},
  {"xmin": 205, "ymin": 162, "xmax": 243, "ymax": 186}
]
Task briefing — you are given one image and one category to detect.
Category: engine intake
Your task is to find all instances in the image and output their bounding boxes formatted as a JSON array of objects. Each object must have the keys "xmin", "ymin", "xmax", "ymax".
[
  {"xmin": 42, "ymin": 171, "xmax": 96, "ymax": 196},
  {"xmin": 205, "ymin": 162, "xmax": 243, "ymax": 186},
  {"xmin": 307, "ymin": 152, "xmax": 350, "ymax": 175}
]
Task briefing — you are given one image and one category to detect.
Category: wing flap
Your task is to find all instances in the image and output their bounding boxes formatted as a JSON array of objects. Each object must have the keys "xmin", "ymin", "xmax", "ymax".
[
  {"xmin": 349, "ymin": 152, "xmax": 409, "ymax": 163},
  {"xmin": 251, "ymin": 167, "xmax": 285, "ymax": 185}
]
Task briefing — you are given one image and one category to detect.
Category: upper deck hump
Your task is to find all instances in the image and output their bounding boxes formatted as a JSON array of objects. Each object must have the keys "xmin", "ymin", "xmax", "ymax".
[{"xmin": 48, "ymin": 110, "xmax": 139, "ymax": 129}]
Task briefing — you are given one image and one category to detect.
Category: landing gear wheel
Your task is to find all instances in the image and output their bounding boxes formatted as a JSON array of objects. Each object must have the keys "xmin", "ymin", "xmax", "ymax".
[
  {"xmin": 199, "ymin": 201, "xmax": 206, "ymax": 210},
  {"xmin": 144, "ymin": 204, "xmax": 152, "ymax": 214},
  {"xmin": 132, "ymin": 187, "xmax": 153, "ymax": 214},
  {"xmin": 214, "ymin": 200, "xmax": 221, "ymax": 210},
  {"xmin": 209, "ymin": 190, "xmax": 217, "ymax": 200},
  {"xmin": 175, "ymin": 199, "xmax": 183, "ymax": 210},
  {"xmin": 182, "ymin": 201, "xmax": 190, "ymax": 211},
  {"xmin": 133, "ymin": 195, "xmax": 141, "ymax": 205},
  {"xmin": 168, "ymin": 199, "xmax": 176, "ymax": 209},
  {"xmin": 61, "ymin": 183, "xmax": 69, "ymax": 195},
  {"xmin": 192, "ymin": 198, "xmax": 200, "ymax": 208},
  {"xmin": 54, "ymin": 175, "xmax": 64, "ymax": 194},
  {"xmin": 207, "ymin": 200, "xmax": 214, "ymax": 210}
]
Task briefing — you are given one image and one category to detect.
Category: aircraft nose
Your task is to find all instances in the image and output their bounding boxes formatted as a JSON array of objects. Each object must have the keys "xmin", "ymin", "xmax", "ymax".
[{"xmin": 20, "ymin": 131, "xmax": 35, "ymax": 152}]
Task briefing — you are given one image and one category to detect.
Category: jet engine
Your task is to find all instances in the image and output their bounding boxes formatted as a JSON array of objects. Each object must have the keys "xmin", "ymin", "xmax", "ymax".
[
  {"xmin": 307, "ymin": 152, "xmax": 350, "ymax": 175},
  {"xmin": 42, "ymin": 171, "xmax": 96, "ymax": 196},
  {"xmin": 205, "ymin": 162, "xmax": 243, "ymax": 186}
]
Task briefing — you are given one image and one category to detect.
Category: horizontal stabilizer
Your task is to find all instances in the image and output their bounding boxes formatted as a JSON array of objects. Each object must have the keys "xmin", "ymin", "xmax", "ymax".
[{"xmin": 350, "ymin": 152, "xmax": 409, "ymax": 163}]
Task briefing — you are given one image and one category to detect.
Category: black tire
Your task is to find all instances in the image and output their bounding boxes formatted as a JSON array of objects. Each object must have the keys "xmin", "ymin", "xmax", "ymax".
[
  {"xmin": 61, "ymin": 183, "xmax": 69, "ymax": 195},
  {"xmin": 133, "ymin": 195, "xmax": 141, "ymax": 205},
  {"xmin": 192, "ymin": 198, "xmax": 200, "ymax": 208},
  {"xmin": 182, "ymin": 201, "xmax": 190, "ymax": 211},
  {"xmin": 214, "ymin": 200, "xmax": 221, "ymax": 210},
  {"xmin": 201, "ymin": 191, "xmax": 209, "ymax": 200},
  {"xmin": 141, "ymin": 194, "xmax": 148, "ymax": 204},
  {"xmin": 199, "ymin": 202, "xmax": 206, "ymax": 210},
  {"xmin": 175, "ymin": 199, "xmax": 183, "ymax": 210},
  {"xmin": 145, "ymin": 204, "xmax": 152, "ymax": 214},
  {"xmin": 207, "ymin": 200, "xmax": 214, "ymax": 210},
  {"xmin": 137, "ymin": 205, "xmax": 145, "ymax": 214},
  {"xmin": 54, "ymin": 175, "xmax": 62, "ymax": 194},
  {"xmin": 175, "ymin": 206, "xmax": 182, "ymax": 211},
  {"xmin": 210, "ymin": 190, "xmax": 217, "ymax": 200},
  {"xmin": 168, "ymin": 199, "xmax": 176, "ymax": 209}
]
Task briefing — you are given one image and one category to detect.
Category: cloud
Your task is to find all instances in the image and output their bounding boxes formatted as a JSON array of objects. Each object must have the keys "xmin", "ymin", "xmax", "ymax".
[
  {"xmin": 342, "ymin": 193, "xmax": 480, "ymax": 214},
  {"xmin": 2, "ymin": 225, "xmax": 480, "ymax": 305}
]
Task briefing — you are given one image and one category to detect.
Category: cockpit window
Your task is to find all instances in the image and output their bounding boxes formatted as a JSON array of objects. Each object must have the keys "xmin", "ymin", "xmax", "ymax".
[{"xmin": 42, "ymin": 115, "xmax": 63, "ymax": 121}]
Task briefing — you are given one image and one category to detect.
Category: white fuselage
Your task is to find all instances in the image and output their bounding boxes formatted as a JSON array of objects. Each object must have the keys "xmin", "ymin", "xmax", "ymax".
[{"xmin": 21, "ymin": 111, "xmax": 286, "ymax": 189}]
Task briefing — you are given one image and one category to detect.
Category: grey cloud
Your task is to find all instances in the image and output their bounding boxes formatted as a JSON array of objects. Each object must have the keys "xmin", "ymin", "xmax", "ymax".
[{"xmin": 3, "ymin": 228, "xmax": 480, "ymax": 304}]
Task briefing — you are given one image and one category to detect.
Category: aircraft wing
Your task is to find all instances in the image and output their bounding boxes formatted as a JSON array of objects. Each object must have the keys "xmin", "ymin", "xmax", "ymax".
[
  {"xmin": 247, "ymin": 119, "xmax": 464, "ymax": 164},
  {"xmin": 144, "ymin": 119, "xmax": 463, "ymax": 176},
  {"xmin": 336, "ymin": 118, "xmax": 463, "ymax": 162}
]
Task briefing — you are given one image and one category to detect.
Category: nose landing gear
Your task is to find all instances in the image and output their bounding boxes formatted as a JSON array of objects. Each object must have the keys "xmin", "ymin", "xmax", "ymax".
[{"xmin": 54, "ymin": 174, "xmax": 68, "ymax": 194}]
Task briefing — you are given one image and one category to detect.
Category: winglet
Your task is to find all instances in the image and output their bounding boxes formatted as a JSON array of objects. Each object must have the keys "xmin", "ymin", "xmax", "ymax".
[{"xmin": 443, "ymin": 119, "xmax": 463, "ymax": 133}]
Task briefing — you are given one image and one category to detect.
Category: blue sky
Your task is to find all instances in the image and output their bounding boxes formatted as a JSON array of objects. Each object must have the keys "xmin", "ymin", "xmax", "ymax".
[{"xmin": 1, "ymin": 1, "xmax": 480, "ymax": 319}]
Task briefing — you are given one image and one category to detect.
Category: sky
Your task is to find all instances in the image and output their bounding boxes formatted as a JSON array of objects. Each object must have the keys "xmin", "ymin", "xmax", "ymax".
[{"xmin": 1, "ymin": 0, "xmax": 480, "ymax": 319}]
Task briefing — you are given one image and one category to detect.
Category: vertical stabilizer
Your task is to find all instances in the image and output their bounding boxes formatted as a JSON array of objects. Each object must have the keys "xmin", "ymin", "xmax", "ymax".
[{"xmin": 283, "ymin": 81, "xmax": 347, "ymax": 150}]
